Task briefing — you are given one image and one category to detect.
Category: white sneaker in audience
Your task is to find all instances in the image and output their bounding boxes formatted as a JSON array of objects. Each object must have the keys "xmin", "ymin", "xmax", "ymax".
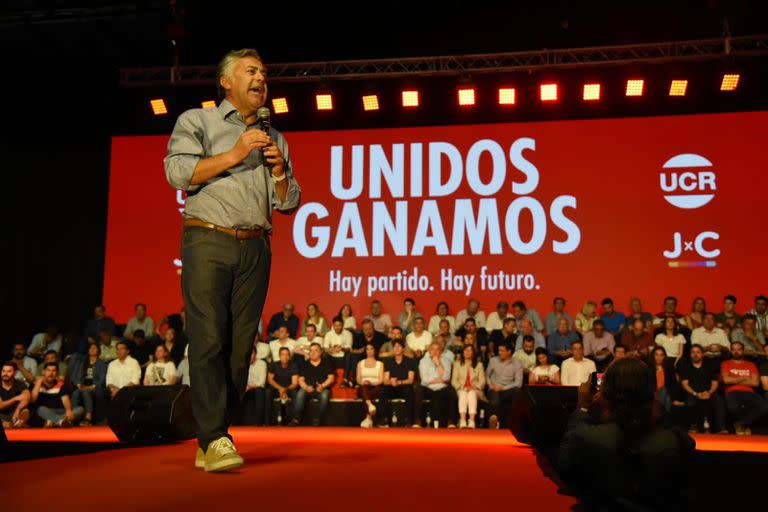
[
  {"xmin": 468, "ymin": 420, "xmax": 476, "ymax": 429},
  {"xmin": 360, "ymin": 417, "xmax": 372, "ymax": 428},
  {"xmin": 460, "ymin": 422, "xmax": 467, "ymax": 429}
]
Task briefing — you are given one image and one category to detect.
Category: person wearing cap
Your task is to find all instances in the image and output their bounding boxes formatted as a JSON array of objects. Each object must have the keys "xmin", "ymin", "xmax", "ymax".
[{"xmin": 164, "ymin": 48, "xmax": 301, "ymax": 472}]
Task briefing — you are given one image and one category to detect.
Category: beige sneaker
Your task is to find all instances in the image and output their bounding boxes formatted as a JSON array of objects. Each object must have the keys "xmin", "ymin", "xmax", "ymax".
[
  {"xmin": 194, "ymin": 447, "xmax": 205, "ymax": 469},
  {"xmin": 203, "ymin": 437, "xmax": 244, "ymax": 473}
]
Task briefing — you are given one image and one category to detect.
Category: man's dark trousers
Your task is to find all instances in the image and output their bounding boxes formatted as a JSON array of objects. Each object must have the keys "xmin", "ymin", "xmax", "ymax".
[{"xmin": 182, "ymin": 226, "xmax": 271, "ymax": 451}]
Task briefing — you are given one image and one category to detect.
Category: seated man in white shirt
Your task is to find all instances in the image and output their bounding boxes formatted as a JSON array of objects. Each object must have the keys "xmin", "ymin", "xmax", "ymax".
[
  {"xmin": 123, "ymin": 303, "xmax": 155, "ymax": 341},
  {"xmin": 428, "ymin": 301, "xmax": 456, "ymax": 336},
  {"xmin": 486, "ymin": 301, "xmax": 513, "ymax": 333},
  {"xmin": 456, "ymin": 299, "xmax": 486, "ymax": 329},
  {"xmin": 561, "ymin": 340, "xmax": 597, "ymax": 386},
  {"xmin": 691, "ymin": 313, "xmax": 730, "ymax": 359},
  {"xmin": 295, "ymin": 324, "xmax": 321, "ymax": 361},
  {"xmin": 418, "ymin": 342, "xmax": 455, "ymax": 428},
  {"xmin": 513, "ymin": 335, "xmax": 537, "ymax": 376},
  {"xmin": 242, "ymin": 349, "xmax": 268, "ymax": 425},
  {"xmin": 106, "ymin": 341, "xmax": 141, "ymax": 398},
  {"xmin": 11, "ymin": 343, "xmax": 37, "ymax": 386},
  {"xmin": 97, "ymin": 329, "xmax": 119, "ymax": 363},
  {"xmin": 323, "ymin": 317, "xmax": 354, "ymax": 385},
  {"xmin": 406, "ymin": 316, "xmax": 433, "ymax": 359},
  {"xmin": 269, "ymin": 326, "xmax": 297, "ymax": 364},
  {"xmin": 27, "ymin": 326, "xmax": 62, "ymax": 360}
]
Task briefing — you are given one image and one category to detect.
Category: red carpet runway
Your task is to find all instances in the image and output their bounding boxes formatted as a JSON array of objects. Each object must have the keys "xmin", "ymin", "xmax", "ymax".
[{"xmin": 2, "ymin": 427, "xmax": 577, "ymax": 511}]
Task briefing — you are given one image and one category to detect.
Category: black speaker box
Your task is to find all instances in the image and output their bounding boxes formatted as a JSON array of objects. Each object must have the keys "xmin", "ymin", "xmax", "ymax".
[
  {"xmin": 508, "ymin": 385, "xmax": 578, "ymax": 445},
  {"xmin": 108, "ymin": 385, "xmax": 197, "ymax": 442}
]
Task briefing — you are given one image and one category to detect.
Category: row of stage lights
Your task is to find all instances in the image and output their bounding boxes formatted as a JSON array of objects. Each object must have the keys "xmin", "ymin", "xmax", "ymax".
[{"xmin": 150, "ymin": 74, "xmax": 741, "ymax": 115}]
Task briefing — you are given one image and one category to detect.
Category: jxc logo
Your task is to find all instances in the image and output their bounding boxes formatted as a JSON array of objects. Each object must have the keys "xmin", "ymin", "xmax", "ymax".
[
  {"xmin": 660, "ymin": 153, "xmax": 716, "ymax": 209},
  {"xmin": 663, "ymin": 231, "xmax": 720, "ymax": 259}
]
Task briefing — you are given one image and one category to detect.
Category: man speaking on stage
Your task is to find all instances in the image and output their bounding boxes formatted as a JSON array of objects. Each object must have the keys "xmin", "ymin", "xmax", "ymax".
[{"xmin": 164, "ymin": 48, "xmax": 301, "ymax": 472}]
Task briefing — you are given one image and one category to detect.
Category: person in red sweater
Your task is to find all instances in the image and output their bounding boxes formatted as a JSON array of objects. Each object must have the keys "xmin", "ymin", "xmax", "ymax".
[{"xmin": 721, "ymin": 341, "xmax": 768, "ymax": 435}]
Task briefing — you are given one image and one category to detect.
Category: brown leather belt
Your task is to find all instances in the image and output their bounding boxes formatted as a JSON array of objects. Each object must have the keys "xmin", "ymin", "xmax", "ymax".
[{"xmin": 183, "ymin": 218, "xmax": 266, "ymax": 239}]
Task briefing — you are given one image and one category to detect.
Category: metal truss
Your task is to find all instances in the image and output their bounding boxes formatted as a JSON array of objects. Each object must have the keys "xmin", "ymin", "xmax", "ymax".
[{"xmin": 120, "ymin": 34, "xmax": 768, "ymax": 87}]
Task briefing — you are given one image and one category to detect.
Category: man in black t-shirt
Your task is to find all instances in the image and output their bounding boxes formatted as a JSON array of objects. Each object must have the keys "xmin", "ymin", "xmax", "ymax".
[
  {"xmin": 128, "ymin": 330, "xmax": 152, "ymax": 369},
  {"xmin": 678, "ymin": 344, "xmax": 727, "ymax": 433},
  {"xmin": 1, "ymin": 362, "xmax": 31, "ymax": 428},
  {"xmin": 350, "ymin": 319, "xmax": 389, "ymax": 382},
  {"xmin": 32, "ymin": 362, "xmax": 84, "ymax": 427},
  {"xmin": 489, "ymin": 317, "xmax": 518, "ymax": 356},
  {"xmin": 267, "ymin": 347, "xmax": 300, "ymax": 424},
  {"xmin": 290, "ymin": 343, "xmax": 334, "ymax": 426},
  {"xmin": 380, "ymin": 340, "xmax": 419, "ymax": 427}
]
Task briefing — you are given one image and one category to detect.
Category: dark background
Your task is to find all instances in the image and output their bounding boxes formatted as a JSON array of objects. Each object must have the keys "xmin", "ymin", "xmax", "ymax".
[{"xmin": 2, "ymin": 1, "xmax": 767, "ymax": 355}]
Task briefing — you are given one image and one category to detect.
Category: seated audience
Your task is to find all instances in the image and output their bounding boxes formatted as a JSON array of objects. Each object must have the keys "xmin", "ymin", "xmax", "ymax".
[
  {"xmin": 267, "ymin": 347, "xmax": 300, "ymax": 425},
  {"xmin": 357, "ymin": 342, "xmax": 385, "ymax": 428},
  {"xmin": 144, "ymin": 344, "xmax": 178, "ymax": 386},
  {"xmin": 428, "ymin": 301, "xmax": 456, "ymax": 336},
  {"xmin": 128, "ymin": 329, "xmax": 152, "ymax": 369},
  {"xmin": 377, "ymin": 325, "xmax": 403, "ymax": 360},
  {"xmin": 561, "ymin": 340, "xmax": 597, "ymax": 386},
  {"xmin": 28, "ymin": 326, "xmax": 62, "ymax": 360},
  {"xmin": 338, "ymin": 303, "xmax": 356, "ymax": 332},
  {"xmin": 745, "ymin": 295, "xmax": 768, "ymax": 337},
  {"xmin": 600, "ymin": 298, "xmax": 626, "ymax": 338},
  {"xmin": 622, "ymin": 317, "xmax": 654, "ymax": 360},
  {"xmin": 351, "ymin": 319, "xmax": 389, "ymax": 382},
  {"xmin": 397, "ymin": 297, "xmax": 423, "ymax": 335},
  {"xmin": 295, "ymin": 324, "xmax": 322, "ymax": 361},
  {"xmin": 85, "ymin": 305, "xmax": 116, "ymax": 345},
  {"xmin": 267, "ymin": 303, "xmax": 299, "ymax": 340},
  {"xmin": 545, "ymin": 297, "xmax": 574, "ymax": 335},
  {"xmin": 405, "ymin": 316, "xmax": 433, "ymax": 358},
  {"xmin": 582, "ymin": 320, "xmax": 615, "ymax": 366},
  {"xmin": 678, "ymin": 344, "xmax": 727, "ymax": 434},
  {"xmin": 123, "ymin": 303, "xmax": 155, "ymax": 341},
  {"xmin": 612, "ymin": 345, "xmax": 627, "ymax": 361},
  {"xmin": 649, "ymin": 346, "xmax": 684, "ymax": 415},
  {"xmin": 575, "ymin": 300, "xmax": 598, "ymax": 337},
  {"xmin": 269, "ymin": 326, "xmax": 297, "ymax": 363},
  {"xmin": 97, "ymin": 329, "xmax": 118, "ymax": 362},
  {"xmin": 323, "ymin": 317, "xmax": 353, "ymax": 380},
  {"xmin": 730, "ymin": 314, "xmax": 765, "ymax": 355},
  {"xmin": 515, "ymin": 319, "xmax": 545, "ymax": 350},
  {"xmin": 547, "ymin": 318, "xmax": 579, "ymax": 364},
  {"xmin": 106, "ymin": 341, "xmax": 141, "ymax": 398},
  {"xmin": 624, "ymin": 298, "xmax": 653, "ymax": 332},
  {"xmin": 365, "ymin": 300, "xmax": 393, "ymax": 335},
  {"xmin": 301, "ymin": 303, "xmax": 329, "ymax": 337},
  {"xmin": 436, "ymin": 319, "xmax": 455, "ymax": 351},
  {"xmin": 653, "ymin": 296, "xmax": 687, "ymax": 328},
  {"xmin": 530, "ymin": 348, "xmax": 560, "ymax": 385},
  {"xmin": 558, "ymin": 358, "xmax": 695, "ymax": 511},
  {"xmin": 721, "ymin": 341, "xmax": 768, "ymax": 435},
  {"xmin": 715, "ymin": 294, "xmax": 742, "ymax": 334},
  {"xmin": 654, "ymin": 316, "xmax": 686, "ymax": 364},
  {"xmin": 419, "ymin": 341, "xmax": 455, "ymax": 428},
  {"xmin": 32, "ymin": 362, "xmax": 84, "ymax": 427},
  {"xmin": 290, "ymin": 343, "xmax": 334, "ymax": 426},
  {"xmin": 686, "ymin": 297, "xmax": 707, "ymax": 331},
  {"xmin": 1, "ymin": 362, "xmax": 31, "ymax": 428},
  {"xmin": 452, "ymin": 344, "xmax": 486, "ymax": 429},
  {"xmin": 381, "ymin": 339, "xmax": 418, "ymax": 427},
  {"xmin": 242, "ymin": 348, "xmax": 267, "ymax": 425},
  {"xmin": 11, "ymin": 343, "xmax": 37, "ymax": 386},
  {"xmin": 159, "ymin": 327, "xmax": 186, "ymax": 366},
  {"xmin": 456, "ymin": 299, "xmax": 486, "ymax": 329},
  {"xmin": 512, "ymin": 301, "xmax": 544, "ymax": 333},
  {"xmin": 458, "ymin": 317, "xmax": 489, "ymax": 356},
  {"xmin": 489, "ymin": 317, "xmax": 518, "ymax": 356},
  {"xmin": 68, "ymin": 343, "xmax": 107, "ymax": 426},
  {"xmin": 486, "ymin": 301, "xmax": 513, "ymax": 333},
  {"xmin": 36, "ymin": 350, "xmax": 68, "ymax": 379},
  {"xmin": 513, "ymin": 335, "xmax": 537, "ymax": 375},
  {"xmin": 486, "ymin": 342, "xmax": 524, "ymax": 429},
  {"xmin": 691, "ymin": 313, "xmax": 730, "ymax": 359}
]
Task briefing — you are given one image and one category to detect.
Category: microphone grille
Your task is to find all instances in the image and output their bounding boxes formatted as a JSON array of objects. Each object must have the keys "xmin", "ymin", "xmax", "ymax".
[{"xmin": 256, "ymin": 106, "xmax": 271, "ymax": 120}]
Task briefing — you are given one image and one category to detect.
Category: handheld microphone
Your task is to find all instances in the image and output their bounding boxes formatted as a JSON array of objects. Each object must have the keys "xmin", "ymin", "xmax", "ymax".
[{"xmin": 256, "ymin": 106, "xmax": 272, "ymax": 171}]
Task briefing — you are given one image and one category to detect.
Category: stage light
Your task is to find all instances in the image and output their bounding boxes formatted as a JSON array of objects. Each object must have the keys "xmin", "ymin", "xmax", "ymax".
[
  {"xmin": 272, "ymin": 97, "xmax": 289, "ymax": 114},
  {"xmin": 402, "ymin": 90, "xmax": 419, "ymax": 108},
  {"xmin": 625, "ymin": 79, "xmax": 644, "ymax": 97},
  {"xmin": 362, "ymin": 95, "xmax": 380, "ymax": 111},
  {"xmin": 721, "ymin": 74, "xmax": 740, "ymax": 91},
  {"xmin": 540, "ymin": 83, "xmax": 558, "ymax": 102},
  {"xmin": 201, "ymin": 100, "xmax": 217, "ymax": 109},
  {"xmin": 669, "ymin": 80, "xmax": 688, "ymax": 96},
  {"xmin": 458, "ymin": 88, "xmax": 476, "ymax": 106},
  {"xmin": 582, "ymin": 83, "xmax": 601, "ymax": 101},
  {"xmin": 498, "ymin": 87, "xmax": 516, "ymax": 105},
  {"xmin": 315, "ymin": 94, "xmax": 333, "ymax": 111},
  {"xmin": 150, "ymin": 99, "xmax": 167, "ymax": 115}
]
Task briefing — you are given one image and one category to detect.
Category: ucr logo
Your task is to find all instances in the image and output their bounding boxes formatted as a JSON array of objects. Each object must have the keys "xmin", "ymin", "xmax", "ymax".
[{"xmin": 660, "ymin": 153, "xmax": 716, "ymax": 209}]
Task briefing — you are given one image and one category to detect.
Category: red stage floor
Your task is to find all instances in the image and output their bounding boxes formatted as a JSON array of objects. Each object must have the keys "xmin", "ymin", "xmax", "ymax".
[{"xmin": 2, "ymin": 427, "xmax": 577, "ymax": 511}]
